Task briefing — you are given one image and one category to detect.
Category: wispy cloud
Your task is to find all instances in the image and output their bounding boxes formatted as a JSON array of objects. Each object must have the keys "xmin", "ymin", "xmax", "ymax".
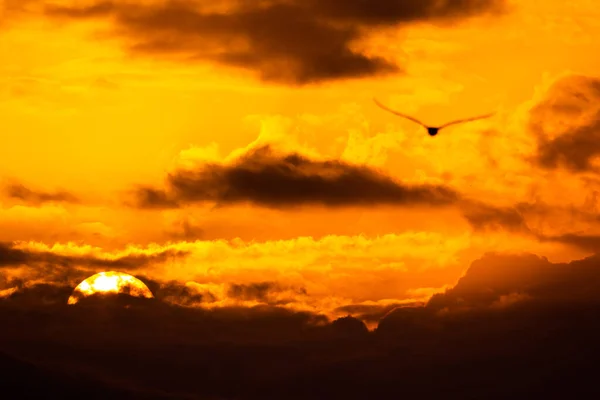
[
  {"xmin": 4, "ymin": 183, "xmax": 79, "ymax": 205},
  {"xmin": 0, "ymin": 241, "xmax": 188, "ymax": 270}
]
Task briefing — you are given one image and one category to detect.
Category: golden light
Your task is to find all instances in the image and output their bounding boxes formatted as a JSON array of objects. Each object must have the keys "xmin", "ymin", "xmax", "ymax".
[{"xmin": 68, "ymin": 271, "xmax": 154, "ymax": 305}]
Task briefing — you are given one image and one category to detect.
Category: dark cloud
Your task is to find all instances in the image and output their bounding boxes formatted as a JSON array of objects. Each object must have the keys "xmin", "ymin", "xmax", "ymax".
[
  {"xmin": 333, "ymin": 302, "xmax": 418, "ymax": 325},
  {"xmin": 0, "ymin": 242, "xmax": 188, "ymax": 270},
  {"xmin": 460, "ymin": 201, "xmax": 530, "ymax": 233},
  {"xmin": 1, "ymin": 283, "xmax": 75, "ymax": 307},
  {"xmin": 151, "ymin": 280, "xmax": 215, "ymax": 306},
  {"xmin": 144, "ymin": 280, "xmax": 308, "ymax": 308},
  {"xmin": 227, "ymin": 282, "xmax": 280, "ymax": 302},
  {"xmin": 4, "ymin": 183, "xmax": 79, "ymax": 205},
  {"xmin": 226, "ymin": 281, "xmax": 307, "ymax": 305},
  {"xmin": 133, "ymin": 146, "xmax": 460, "ymax": 209},
  {"xmin": 43, "ymin": 0, "xmax": 507, "ymax": 84},
  {"xmin": 529, "ymin": 74, "xmax": 600, "ymax": 172},
  {"xmin": 538, "ymin": 233, "xmax": 600, "ymax": 253},
  {"xmin": 0, "ymin": 243, "xmax": 30, "ymax": 267},
  {"xmin": 427, "ymin": 252, "xmax": 600, "ymax": 311}
]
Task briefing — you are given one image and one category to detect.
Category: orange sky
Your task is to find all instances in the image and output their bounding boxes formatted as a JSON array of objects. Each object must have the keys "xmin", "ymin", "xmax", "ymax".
[{"xmin": 2, "ymin": 0, "xmax": 600, "ymax": 320}]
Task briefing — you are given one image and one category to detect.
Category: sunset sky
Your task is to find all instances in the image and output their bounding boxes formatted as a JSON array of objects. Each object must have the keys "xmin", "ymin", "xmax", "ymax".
[{"xmin": 2, "ymin": 0, "xmax": 600, "ymax": 323}]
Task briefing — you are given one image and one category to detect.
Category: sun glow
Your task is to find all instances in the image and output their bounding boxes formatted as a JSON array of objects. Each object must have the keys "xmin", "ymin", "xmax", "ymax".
[{"xmin": 68, "ymin": 271, "xmax": 154, "ymax": 305}]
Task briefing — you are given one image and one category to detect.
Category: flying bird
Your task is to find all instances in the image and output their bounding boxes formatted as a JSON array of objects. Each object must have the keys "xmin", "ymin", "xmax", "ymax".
[{"xmin": 373, "ymin": 98, "xmax": 494, "ymax": 136}]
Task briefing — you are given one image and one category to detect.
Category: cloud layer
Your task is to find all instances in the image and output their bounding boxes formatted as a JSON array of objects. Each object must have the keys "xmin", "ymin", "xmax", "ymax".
[
  {"xmin": 4, "ymin": 250, "xmax": 600, "ymax": 399},
  {"xmin": 0, "ymin": 242, "xmax": 187, "ymax": 270}
]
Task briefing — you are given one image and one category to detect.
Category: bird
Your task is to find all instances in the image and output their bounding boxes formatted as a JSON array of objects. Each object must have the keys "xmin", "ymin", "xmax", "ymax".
[{"xmin": 373, "ymin": 98, "xmax": 494, "ymax": 136}]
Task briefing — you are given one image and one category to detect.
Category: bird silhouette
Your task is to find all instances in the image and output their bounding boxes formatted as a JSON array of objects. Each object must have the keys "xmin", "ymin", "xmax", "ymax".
[{"xmin": 373, "ymin": 98, "xmax": 494, "ymax": 136}]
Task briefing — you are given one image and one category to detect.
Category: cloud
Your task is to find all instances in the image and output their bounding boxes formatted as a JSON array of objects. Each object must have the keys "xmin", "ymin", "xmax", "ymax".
[
  {"xmin": 8, "ymin": 248, "xmax": 600, "ymax": 317},
  {"xmin": 142, "ymin": 279, "xmax": 215, "ymax": 307},
  {"xmin": 0, "ymin": 282, "xmax": 76, "ymax": 307},
  {"xmin": 459, "ymin": 199, "xmax": 600, "ymax": 253},
  {"xmin": 537, "ymin": 233, "xmax": 600, "ymax": 253},
  {"xmin": 0, "ymin": 241, "xmax": 188, "ymax": 270},
  {"xmin": 133, "ymin": 145, "xmax": 460, "ymax": 209},
  {"xmin": 333, "ymin": 302, "xmax": 419, "ymax": 326},
  {"xmin": 4, "ymin": 183, "xmax": 79, "ymax": 205},
  {"xmin": 0, "ymin": 231, "xmax": 482, "ymax": 321},
  {"xmin": 227, "ymin": 282, "xmax": 307, "ymax": 304},
  {"xmin": 460, "ymin": 201, "xmax": 531, "ymax": 233},
  {"xmin": 0, "ymin": 243, "xmax": 30, "ymax": 267},
  {"xmin": 529, "ymin": 74, "xmax": 600, "ymax": 172},
  {"xmin": 43, "ymin": 0, "xmax": 507, "ymax": 84},
  {"xmin": 427, "ymin": 252, "xmax": 600, "ymax": 311}
]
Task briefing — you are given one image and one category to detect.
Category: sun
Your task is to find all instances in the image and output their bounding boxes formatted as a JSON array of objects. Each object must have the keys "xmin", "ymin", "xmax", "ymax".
[{"xmin": 68, "ymin": 271, "xmax": 154, "ymax": 305}]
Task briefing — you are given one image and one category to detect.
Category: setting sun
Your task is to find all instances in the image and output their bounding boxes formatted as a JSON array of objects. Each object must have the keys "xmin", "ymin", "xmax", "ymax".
[{"xmin": 68, "ymin": 271, "xmax": 154, "ymax": 305}]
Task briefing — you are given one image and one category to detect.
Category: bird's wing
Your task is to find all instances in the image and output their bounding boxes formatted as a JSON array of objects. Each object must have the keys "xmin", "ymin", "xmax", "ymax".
[
  {"xmin": 373, "ymin": 98, "xmax": 428, "ymax": 128},
  {"xmin": 437, "ymin": 113, "xmax": 495, "ymax": 130}
]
